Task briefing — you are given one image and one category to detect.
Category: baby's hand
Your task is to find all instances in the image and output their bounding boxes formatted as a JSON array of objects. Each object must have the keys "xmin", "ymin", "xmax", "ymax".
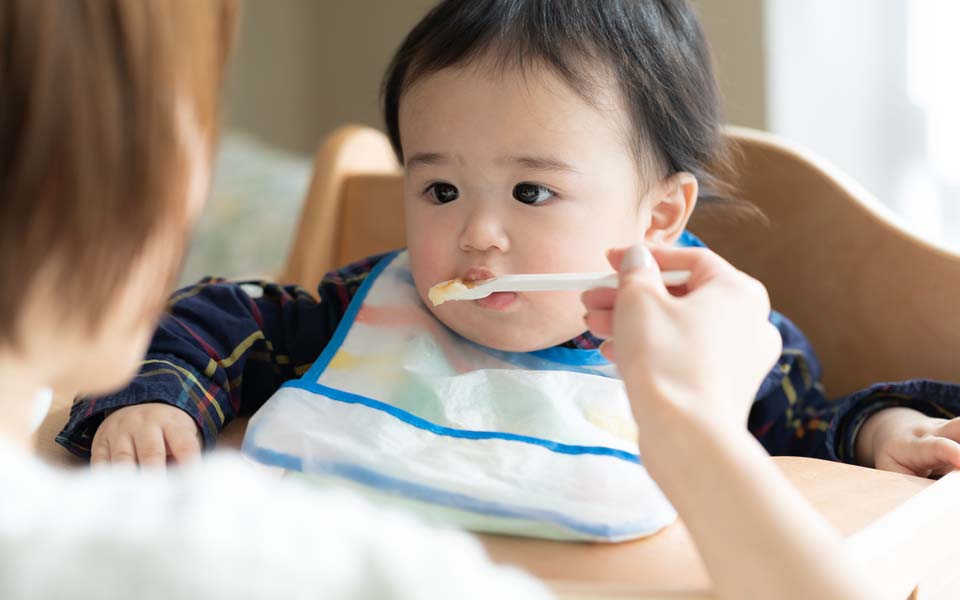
[
  {"xmin": 856, "ymin": 407, "xmax": 960, "ymax": 478},
  {"xmin": 90, "ymin": 403, "xmax": 202, "ymax": 469}
]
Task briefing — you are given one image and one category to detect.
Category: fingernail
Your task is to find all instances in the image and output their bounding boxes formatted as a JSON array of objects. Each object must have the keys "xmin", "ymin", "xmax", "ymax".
[{"xmin": 620, "ymin": 244, "xmax": 653, "ymax": 273}]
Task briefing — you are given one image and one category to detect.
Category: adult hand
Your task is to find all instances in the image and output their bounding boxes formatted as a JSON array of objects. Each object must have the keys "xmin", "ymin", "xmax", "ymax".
[{"xmin": 583, "ymin": 244, "xmax": 781, "ymax": 431}]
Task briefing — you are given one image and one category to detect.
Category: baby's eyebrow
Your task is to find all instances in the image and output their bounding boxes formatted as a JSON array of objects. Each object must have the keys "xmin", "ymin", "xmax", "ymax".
[
  {"xmin": 406, "ymin": 152, "xmax": 449, "ymax": 169},
  {"xmin": 507, "ymin": 155, "xmax": 579, "ymax": 174},
  {"xmin": 405, "ymin": 152, "xmax": 579, "ymax": 174}
]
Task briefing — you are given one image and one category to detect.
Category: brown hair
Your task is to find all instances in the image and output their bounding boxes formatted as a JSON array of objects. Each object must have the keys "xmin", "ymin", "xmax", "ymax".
[{"xmin": 0, "ymin": 0, "xmax": 238, "ymax": 346}]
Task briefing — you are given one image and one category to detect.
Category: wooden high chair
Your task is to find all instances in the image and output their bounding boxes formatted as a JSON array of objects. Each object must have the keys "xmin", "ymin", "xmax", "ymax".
[{"xmin": 276, "ymin": 124, "xmax": 960, "ymax": 599}]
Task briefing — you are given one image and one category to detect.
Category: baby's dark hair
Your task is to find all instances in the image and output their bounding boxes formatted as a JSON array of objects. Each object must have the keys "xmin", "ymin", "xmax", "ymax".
[{"xmin": 382, "ymin": 0, "xmax": 739, "ymax": 206}]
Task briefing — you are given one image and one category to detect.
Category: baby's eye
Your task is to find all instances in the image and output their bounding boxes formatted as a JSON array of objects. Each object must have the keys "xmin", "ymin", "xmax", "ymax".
[
  {"xmin": 426, "ymin": 182, "xmax": 460, "ymax": 204},
  {"xmin": 513, "ymin": 182, "xmax": 554, "ymax": 205}
]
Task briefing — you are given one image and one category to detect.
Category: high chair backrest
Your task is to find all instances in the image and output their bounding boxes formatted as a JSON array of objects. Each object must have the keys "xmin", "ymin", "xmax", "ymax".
[{"xmin": 281, "ymin": 124, "xmax": 960, "ymax": 398}]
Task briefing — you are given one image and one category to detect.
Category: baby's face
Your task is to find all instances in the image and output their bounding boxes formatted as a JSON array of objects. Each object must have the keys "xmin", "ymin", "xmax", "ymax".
[{"xmin": 399, "ymin": 64, "xmax": 655, "ymax": 352}]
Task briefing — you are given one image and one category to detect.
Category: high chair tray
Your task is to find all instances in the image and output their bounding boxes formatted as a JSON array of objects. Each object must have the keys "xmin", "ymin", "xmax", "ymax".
[{"xmin": 481, "ymin": 456, "xmax": 953, "ymax": 599}]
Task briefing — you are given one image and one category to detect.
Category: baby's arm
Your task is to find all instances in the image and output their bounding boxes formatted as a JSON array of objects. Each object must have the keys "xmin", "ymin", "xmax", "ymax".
[
  {"xmin": 63, "ymin": 255, "xmax": 392, "ymax": 466},
  {"xmin": 91, "ymin": 403, "xmax": 202, "ymax": 467},
  {"xmin": 819, "ymin": 380, "xmax": 960, "ymax": 477},
  {"xmin": 57, "ymin": 277, "xmax": 342, "ymax": 465},
  {"xmin": 854, "ymin": 406, "xmax": 960, "ymax": 476},
  {"xmin": 748, "ymin": 324, "xmax": 960, "ymax": 476},
  {"xmin": 746, "ymin": 313, "xmax": 839, "ymax": 460}
]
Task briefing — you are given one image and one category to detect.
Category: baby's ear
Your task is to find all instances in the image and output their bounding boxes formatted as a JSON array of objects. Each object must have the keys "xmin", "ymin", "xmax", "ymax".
[{"xmin": 643, "ymin": 172, "xmax": 698, "ymax": 245}]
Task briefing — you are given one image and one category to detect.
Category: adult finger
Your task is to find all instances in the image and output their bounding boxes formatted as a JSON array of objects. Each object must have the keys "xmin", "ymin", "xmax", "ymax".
[
  {"xmin": 599, "ymin": 340, "xmax": 615, "ymax": 362},
  {"xmin": 581, "ymin": 287, "xmax": 617, "ymax": 311},
  {"xmin": 584, "ymin": 309, "xmax": 613, "ymax": 339}
]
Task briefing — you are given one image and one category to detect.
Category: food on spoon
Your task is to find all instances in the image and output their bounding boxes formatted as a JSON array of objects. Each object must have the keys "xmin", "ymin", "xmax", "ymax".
[{"xmin": 428, "ymin": 278, "xmax": 478, "ymax": 306}]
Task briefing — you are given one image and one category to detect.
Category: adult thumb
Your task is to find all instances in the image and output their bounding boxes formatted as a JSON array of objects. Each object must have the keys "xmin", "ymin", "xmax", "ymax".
[{"xmin": 618, "ymin": 244, "xmax": 661, "ymax": 284}]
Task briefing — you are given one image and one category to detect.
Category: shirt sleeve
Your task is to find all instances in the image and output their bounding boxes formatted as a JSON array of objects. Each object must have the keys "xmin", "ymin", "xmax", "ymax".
[
  {"xmin": 827, "ymin": 379, "xmax": 960, "ymax": 464},
  {"xmin": 747, "ymin": 311, "xmax": 840, "ymax": 460},
  {"xmin": 56, "ymin": 255, "xmax": 384, "ymax": 458},
  {"xmin": 747, "ymin": 315, "xmax": 960, "ymax": 464},
  {"xmin": 0, "ymin": 445, "xmax": 550, "ymax": 600}
]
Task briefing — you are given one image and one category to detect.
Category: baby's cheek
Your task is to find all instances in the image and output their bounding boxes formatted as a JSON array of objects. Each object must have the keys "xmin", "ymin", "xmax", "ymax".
[
  {"xmin": 531, "ymin": 290, "xmax": 591, "ymax": 337},
  {"xmin": 536, "ymin": 241, "xmax": 611, "ymax": 276},
  {"xmin": 408, "ymin": 253, "xmax": 441, "ymax": 292}
]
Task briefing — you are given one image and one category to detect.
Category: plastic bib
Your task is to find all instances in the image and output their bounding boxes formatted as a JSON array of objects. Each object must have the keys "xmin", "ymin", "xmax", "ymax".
[{"xmin": 243, "ymin": 251, "xmax": 677, "ymax": 541}]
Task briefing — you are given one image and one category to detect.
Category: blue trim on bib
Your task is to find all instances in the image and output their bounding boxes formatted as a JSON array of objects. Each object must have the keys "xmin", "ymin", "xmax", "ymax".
[
  {"xmin": 282, "ymin": 379, "xmax": 641, "ymax": 464},
  {"xmin": 245, "ymin": 442, "xmax": 664, "ymax": 540},
  {"xmin": 678, "ymin": 230, "xmax": 705, "ymax": 247},
  {"xmin": 528, "ymin": 345, "xmax": 610, "ymax": 366},
  {"xmin": 303, "ymin": 251, "xmax": 401, "ymax": 382}
]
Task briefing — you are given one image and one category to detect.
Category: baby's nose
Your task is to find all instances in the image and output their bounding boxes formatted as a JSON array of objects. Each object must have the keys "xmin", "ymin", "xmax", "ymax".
[{"xmin": 458, "ymin": 206, "xmax": 510, "ymax": 253}]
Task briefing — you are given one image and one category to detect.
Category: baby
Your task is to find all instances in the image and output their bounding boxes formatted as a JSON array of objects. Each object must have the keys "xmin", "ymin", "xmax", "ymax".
[{"xmin": 59, "ymin": 0, "xmax": 960, "ymax": 536}]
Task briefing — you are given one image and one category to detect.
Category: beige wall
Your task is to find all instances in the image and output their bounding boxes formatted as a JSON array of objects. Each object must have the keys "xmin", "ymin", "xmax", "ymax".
[
  {"xmin": 695, "ymin": 0, "xmax": 768, "ymax": 130},
  {"xmin": 224, "ymin": 0, "xmax": 435, "ymax": 154},
  {"xmin": 225, "ymin": 0, "xmax": 768, "ymax": 154}
]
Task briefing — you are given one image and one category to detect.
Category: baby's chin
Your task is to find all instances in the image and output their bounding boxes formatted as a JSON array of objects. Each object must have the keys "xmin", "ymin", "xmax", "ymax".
[
  {"xmin": 458, "ymin": 329, "xmax": 556, "ymax": 353},
  {"xmin": 465, "ymin": 332, "xmax": 558, "ymax": 353},
  {"xmin": 426, "ymin": 306, "xmax": 575, "ymax": 353}
]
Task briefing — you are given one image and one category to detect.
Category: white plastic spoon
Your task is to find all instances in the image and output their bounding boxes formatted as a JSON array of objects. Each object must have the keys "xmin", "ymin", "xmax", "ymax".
[{"xmin": 428, "ymin": 270, "xmax": 691, "ymax": 306}]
